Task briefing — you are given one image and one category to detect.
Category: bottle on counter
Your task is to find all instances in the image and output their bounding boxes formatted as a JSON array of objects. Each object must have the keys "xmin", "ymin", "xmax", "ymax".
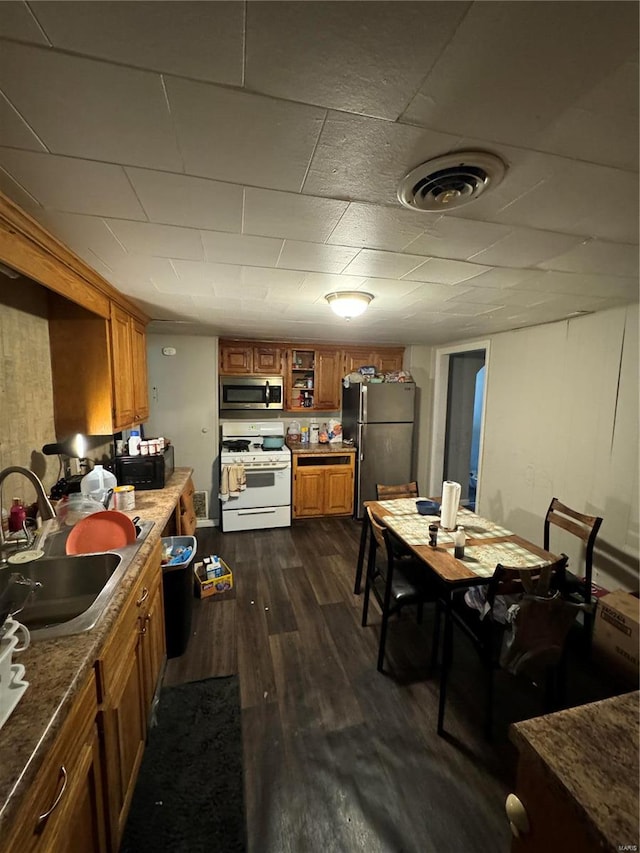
[
  {"xmin": 9, "ymin": 498, "xmax": 26, "ymax": 533},
  {"xmin": 128, "ymin": 430, "xmax": 141, "ymax": 456},
  {"xmin": 454, "ymin": 525, "xmax": 466, "ymax": 559},
  {"xmin": 301, "ymin": 426, "xmax": 309, "ymax": 445}
]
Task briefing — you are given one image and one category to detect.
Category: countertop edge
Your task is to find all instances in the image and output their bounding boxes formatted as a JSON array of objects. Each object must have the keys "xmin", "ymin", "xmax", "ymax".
[{"xmin": 0, "ymin": 468, "xmax": 193, "ymax": 835}]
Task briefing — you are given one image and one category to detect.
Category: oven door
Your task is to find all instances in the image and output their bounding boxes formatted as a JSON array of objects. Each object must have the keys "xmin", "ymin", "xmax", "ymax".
[
  {"xmin": 219, "ymin": 376, "xmax": 283, "ymax": 410},
  {"xmin": 221, "ymin": 464, "xmax": 291, "ymax": 510}
]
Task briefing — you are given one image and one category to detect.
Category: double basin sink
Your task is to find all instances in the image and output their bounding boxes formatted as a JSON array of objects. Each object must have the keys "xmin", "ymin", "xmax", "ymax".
[{"xmin": 1, "ymin": 520, "xmax": 154, "ymax": 641}]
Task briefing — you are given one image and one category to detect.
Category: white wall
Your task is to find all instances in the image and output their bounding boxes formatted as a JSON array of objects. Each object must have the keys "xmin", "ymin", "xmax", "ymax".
[
  {"xmin": 145, "ymin": 333, "xmax": 219, "ymax": 524},
  {"xmin": 404, "ymin": 345, "xmax": 435, "ymax": 494},
  {"xmin": 479, "ymin": 305, "xmax": 638, "ymax": 592}
]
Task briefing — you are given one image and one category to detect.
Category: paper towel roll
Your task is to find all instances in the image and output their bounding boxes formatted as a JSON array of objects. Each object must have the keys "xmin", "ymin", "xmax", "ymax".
[{"xmin": 440, "ymin": 481, "xmax": 461, "ymax": 530}]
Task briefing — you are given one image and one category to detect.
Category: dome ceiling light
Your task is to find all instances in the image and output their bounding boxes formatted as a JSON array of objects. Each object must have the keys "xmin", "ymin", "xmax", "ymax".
[
  {"xmin": 397, "ymin": 151, "xmax": 507, "ymax": 212},
  {"xmin": 325, "ymin": 291, "xmax": 374, "ymax": 320}
]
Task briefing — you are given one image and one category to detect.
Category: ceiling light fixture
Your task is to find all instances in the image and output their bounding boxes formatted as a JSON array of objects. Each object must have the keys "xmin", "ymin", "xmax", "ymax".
[{"xmin": 325, "ymin": 291, "xmax": 374, "ymax": 320}]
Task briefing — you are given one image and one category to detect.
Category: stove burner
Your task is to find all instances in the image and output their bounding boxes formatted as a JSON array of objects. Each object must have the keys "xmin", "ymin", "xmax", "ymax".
[{"xmin": 221, "ymin": 439, "xmax": 251, "ymax": 452}]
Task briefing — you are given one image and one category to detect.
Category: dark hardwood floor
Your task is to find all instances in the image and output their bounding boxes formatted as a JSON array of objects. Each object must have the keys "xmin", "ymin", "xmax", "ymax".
[{"xmin": 163, "ymin": 517, "xmax": 625, "ymax": 853}]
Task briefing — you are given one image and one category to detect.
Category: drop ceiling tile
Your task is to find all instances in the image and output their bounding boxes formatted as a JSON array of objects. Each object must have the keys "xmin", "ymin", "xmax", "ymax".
[
  {"xmin": 447, "ymin": 286, "xmax": 554, "ymax": 309},
  {"xmin": 0, "ymin": 90, "xmax": 46, "ymax": 151},
  {"xmin": 104, "ymin": 255, "xmax": 183, "ymax": 292},
  {"xmin": 35, "ymin": 211, "xmax": 127, "ymax": 263},
  {"xmin": 343, "ymin": 249, "xmax": 426, "ymax": 280},
  {"xmin": 0, "ymin": 42, "xmax": 183, "ymax": 171},
  {"xmin": 125, "ymin": 168, "xmax": 243, "ymax": 232},
  {"xmin": 540, "ymin": 240, "xmax": 639, "ymax": 278},
  {"xmin": 304, "ymin": 111, "xmax": 463, "ymax": 206},
  {"xmin": 0, "ymin": 148, "xmax": 147, "ymax": 218},
  {"xmin": 171, "ymin": 259, "xmax": 243, "ymax": 292},
  {"xmin": 30, "ymin": 1, "xmax": 244, "ymax": 85},
  {"xmin": 201, "ymin": 232, "xmax": 283, "ymax": 267},
  {"xmin": 326, "ymin": 203, "xmax": 431, "ymax": 252},
  {"xmin": 0, "ymin": 165, "xmax": 42, "ymax": 213},
  {"xmin": 403, "ymin": 257, "xmax": 490, "ymax": 285},
  {"xmin": 241, "ymin": 266, "xmax": 306, "ymax": 289},
  {"xmin": 165, "ymin": 77, "xmax": 325, "ymax": 192},
  {"xmin": 0, "ymin": 1, "xmax": 49, "ymax": 43},
  {"xmin": 512, "ymin": 270, "xmax": 638, "ymax": 302},
  {"xmin": 402, "ymin": 1, "xmax": 639, "ymax": 160},
  {"xmin": 402, "ymin": 216, "xmax": 511, "ymax": 260},
  {"xmin": 243, "ymin": 188, "xmax": 348, "ymax": 242},
  {"xmin": 464, "ymin": 267, "xmax": 547, "ymax": 290},
  {"xmin": 105, "ymin": 220, "xmax": 204, "ymax": 260},
  {"xmin": 359, "ymin": 278, "xmax": 428, "ymax": 301},
  {"xmin": 245, "ymin": 1, "xmax": 468, "ymax": 119},
  {"xmin": 469, "ymin": 227, "xmax": 584, "ymax": 268},
  {"xmin": 300, "ymin": 272, "xmax": 368, "ymax": 295},
  {"xmin": 277, "ymin": 240, "xmax": 359, "ymax": 274}
]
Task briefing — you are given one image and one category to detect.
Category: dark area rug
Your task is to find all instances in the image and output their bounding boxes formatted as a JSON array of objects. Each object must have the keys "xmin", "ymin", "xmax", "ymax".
[{"xmin": 120, "ymin": 675, "xmax": 246, "ymax": 853}]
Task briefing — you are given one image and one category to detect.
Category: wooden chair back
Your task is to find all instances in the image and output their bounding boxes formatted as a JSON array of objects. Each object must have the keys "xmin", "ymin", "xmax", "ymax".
[
  {"xmin": 376, "ymin": 481, "xmax": 419, "ymax": 501},
  {"xmin": 544, "ymin": 498, "xmax": 602, "ymax": 551}
]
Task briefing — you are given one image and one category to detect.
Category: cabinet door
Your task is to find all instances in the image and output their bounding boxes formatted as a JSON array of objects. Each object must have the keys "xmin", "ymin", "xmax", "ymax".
[
  {"xmin": 315, "ymin": 349, "xmax": 341, "ymax": 410},
  {"xmin": 111, "ymin": 304, "xmax": 135, "ymax": 429},
  {"xmin": 343, "ymin": 349, "xmax": 375, "ymax": 375},
  {"xmin": 325, "ymin": 467, "xmax": 354, "ymax": 515},
  {"xmin": 179, "ymin": 476, "xmax": 197, "ymax": 535},
  {"xmin": 131, "ymin": 318, "xmax": 149, "ymax": 423},
  {"xmin": 376, "ymin": 350, "xmax": 404, "ymax": 373},
  {"xmin": 253, "ymin": 346, "xmax": 282, "ymax": 374},
  {"xmin": 220, "ymin": 344, "xmax": 253, "ymax": 374},
  {"xmin": 140, "ymin": 573, "xmax": 166, "ymax": 714},
  {"xmin": 294, "ymin": 467, "xmax": 325, "ymax": 517}
]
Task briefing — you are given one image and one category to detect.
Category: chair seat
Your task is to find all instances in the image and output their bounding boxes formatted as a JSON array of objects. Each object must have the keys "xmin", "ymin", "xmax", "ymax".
[{"xmin": 372, "ymin": 558, "xmax": 436, "ymax": 605}]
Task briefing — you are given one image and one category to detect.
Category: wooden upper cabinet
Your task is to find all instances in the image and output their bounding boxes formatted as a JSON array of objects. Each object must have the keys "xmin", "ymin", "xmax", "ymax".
[
  {"xmin": 219, "ymin": 340, "xmax": 282, "ymax": 375},
  {"xmin": 110, "ymin": 304, "xmax": 136, "ymax": 430},
  {"xmin": 343, "ymin": 347, "xmax": 404, "ymax": 375},
  {"xmin": 131, "ymin": 319, "xmax": 149, "ymax": 423},
  {"xmin": 315, "ymin": 349, "xmax": 342, "ymax": 410}
]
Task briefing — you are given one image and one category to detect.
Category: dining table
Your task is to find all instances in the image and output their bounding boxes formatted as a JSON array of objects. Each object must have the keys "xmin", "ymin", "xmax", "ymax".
[{"xmin": 361, "ymin": 498, "xmax": 562, "ymax": 735}]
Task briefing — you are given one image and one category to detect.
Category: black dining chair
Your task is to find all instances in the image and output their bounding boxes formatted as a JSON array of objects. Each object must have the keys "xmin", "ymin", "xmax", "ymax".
[
  {"xmin": 544, "ymin": 498, "xmax": 603, "ymax": 647},
  {"xmin": 362, "ymin": 507, "xmax": 439, "ymax": 674},
  {"xmin": 435, "ymin": 554, "xmax": 577, "ymax": 740}
]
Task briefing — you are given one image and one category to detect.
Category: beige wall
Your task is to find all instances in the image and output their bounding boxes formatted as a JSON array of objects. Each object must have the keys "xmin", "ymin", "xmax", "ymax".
[
  {"xmin": 0, "ymin": 277, "xmax": 58, "ymax": 511},
  {"xmin": 479, "ymin": 305, "xmax": 638, "ymax": 592}
]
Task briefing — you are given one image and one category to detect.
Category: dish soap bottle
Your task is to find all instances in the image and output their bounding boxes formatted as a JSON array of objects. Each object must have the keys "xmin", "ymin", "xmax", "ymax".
[
  {"xmin": 9, "ymin": 498, "xmax": 26, "ymax": 533},
  {"xmin": 454, "ymin": 525, "xmax": 465, "ymax": 559}
]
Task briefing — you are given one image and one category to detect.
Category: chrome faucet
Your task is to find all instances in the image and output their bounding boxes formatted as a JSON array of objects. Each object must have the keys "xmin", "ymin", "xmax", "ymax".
[{"xmin": 0, "ymin": 466, "xmax": 56, "ymax": 559}]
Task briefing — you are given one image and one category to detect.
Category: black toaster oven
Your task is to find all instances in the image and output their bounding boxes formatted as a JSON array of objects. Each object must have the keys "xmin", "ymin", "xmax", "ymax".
[{"xmin": 111, "ymin": 444, "xmax": 175, "ymax": 490}]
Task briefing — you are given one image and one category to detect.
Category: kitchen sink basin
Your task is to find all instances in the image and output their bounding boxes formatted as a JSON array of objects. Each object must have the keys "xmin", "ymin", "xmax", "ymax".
[{"xmin": 1, "ymin": 520, "xmax": 155, "ymax": 641}]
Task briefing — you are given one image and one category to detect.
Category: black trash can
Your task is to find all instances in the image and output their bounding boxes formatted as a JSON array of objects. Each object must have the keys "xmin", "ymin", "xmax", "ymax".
[{"xmin": 161, "ymin": 535, "xmax": 197, "ymax": 658}]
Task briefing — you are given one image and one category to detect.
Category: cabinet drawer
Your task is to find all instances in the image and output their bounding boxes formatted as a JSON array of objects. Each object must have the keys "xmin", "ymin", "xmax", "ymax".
[{"xmin": 296, "ymin": 455, "xmax": 353, "ymax": 467}]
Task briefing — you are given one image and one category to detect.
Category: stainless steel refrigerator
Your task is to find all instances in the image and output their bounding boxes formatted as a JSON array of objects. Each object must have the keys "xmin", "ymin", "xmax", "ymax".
[{"xmin": 341, "ymin": 381, "xmax": 416, "ymax": 518}]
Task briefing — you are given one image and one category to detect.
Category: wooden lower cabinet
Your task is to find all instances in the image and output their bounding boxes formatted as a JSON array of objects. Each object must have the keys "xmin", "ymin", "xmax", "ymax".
[
  {"xmin": 293, "ymin": 453, "xmax": 355, "ymax": 518},
  {"xmin": 179, "ymin": 476, "xmax": 198, "ymax": 535},
  {"xmin": 4, "ymin": 670, "xmax": 108, "ymax": 853},
  {"xmin": 96, "ymin": 539, "xmax": 165, "ymax": 851}
]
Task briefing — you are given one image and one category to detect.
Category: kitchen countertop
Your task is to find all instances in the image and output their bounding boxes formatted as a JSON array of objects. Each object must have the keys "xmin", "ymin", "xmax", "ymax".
[
  {"xmin": 287, "ymin": 441, "xmax": 356, "ymax": 454},
  {"xmin": 510, "ymin": 690, "xmax": 640, "ymax": 850},
  {"xmin": 0, "ymin": 467, "xmax": 192, "ymax": 836}
]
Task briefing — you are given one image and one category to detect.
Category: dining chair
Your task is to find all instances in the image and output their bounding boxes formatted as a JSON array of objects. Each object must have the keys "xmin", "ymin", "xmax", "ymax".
[
  {"xmin": 436, "ymin": 554, "xmax": 575, "ymax": 740},
  {"xmin": 352, "ymin": 481, "xmax": 420, "ymax": 595},
  {"xmin": 543, "ymin": 498, "xmax": 603, "ymax": 645},
  {"xmin": 362, "ymin": 507, "xmax": 439, "ymax": 674}
]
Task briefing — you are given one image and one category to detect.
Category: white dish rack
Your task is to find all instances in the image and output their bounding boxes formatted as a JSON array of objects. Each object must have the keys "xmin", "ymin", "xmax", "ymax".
[{"xmin": 0, "ymin": 632, "xmax": 29, "ymax": 731}]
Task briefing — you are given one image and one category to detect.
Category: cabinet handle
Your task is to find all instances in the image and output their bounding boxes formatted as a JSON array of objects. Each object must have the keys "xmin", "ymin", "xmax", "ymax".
[
  {"xmin": 505, "ymin": 793, "xmax": 530, "ymax": 838},
  {"xmin": 38, "ymin": 765, "xmax": 68, "ymax": 826},
  {"xmin": 136, "ymin": 587, "xmax": 149, "ymax": 607},
  {"xmin": 139, "ymin": 612, "xmax": 151, "ymax": 635}
]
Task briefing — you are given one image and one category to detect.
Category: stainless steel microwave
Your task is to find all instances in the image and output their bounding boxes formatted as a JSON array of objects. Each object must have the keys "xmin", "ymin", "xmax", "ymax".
[{"xmin": 219, "ymin": 375, "xmax": 284, "ymax": 410}]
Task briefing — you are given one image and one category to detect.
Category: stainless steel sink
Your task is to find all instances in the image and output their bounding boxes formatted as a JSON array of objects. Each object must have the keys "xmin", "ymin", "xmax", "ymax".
[{"xmin": 2, "ymin": 520, "xmax": 155, "ymax": 640}]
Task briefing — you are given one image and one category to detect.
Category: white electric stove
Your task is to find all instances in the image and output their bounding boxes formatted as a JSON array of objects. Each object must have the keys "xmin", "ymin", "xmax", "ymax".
[{"xmin": 219, "ymin": 421, "xmax": 291, "ymax": 532}]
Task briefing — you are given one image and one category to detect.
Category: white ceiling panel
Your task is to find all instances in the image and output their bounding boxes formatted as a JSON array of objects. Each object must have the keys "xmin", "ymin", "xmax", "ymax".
[
  {"xmin": 165, "ymin": 77, "xmax": 325, "ymax": 192},
  {"xmin": 0, "ymin": 148, "xmax": 147, "ymax": 219},
  {"xmin": 30, "ymin": 1, "xmax": 244, "ymax": 86},
  {"xmin": 0, "ymin": 1, "xmax": 636, "ymax": 346},
  {"xmin": 343, "ymin": 249, "xmax": 427, "ymax": 280},
  {"xmin": 403, "ymin": 257, "xmax": 490, "ymax": 285},
  {"xmin": 105, "ymin": 220, "xmax": 204, "ymax": 261},
  {"xmin": 0, "ymin": 90, "xmax": 46, "ymax": 151},
  {"xmin": 243, "ymin": 188, "xmax": 348, "ymax": 243},
  {"xmin": 0, "ymin": 1, "xmax": 49, "ymax": 44},
  {"xmin": 277, "ymin": 240, "xmax": 359, "ymax": 275},
  {"xmin": 469, "ymin": 228, "xmax": 584, "ymax": 268},
  {"xmin": 0, "ymin": 41, "xmax": 182, "ymax": 171},
  {"xmin": 401, "ymin": 2, "xmax": 639, "ymax": 165},
  {"xmin": 125, "ymin": 168, "xmax": 243, "ymax": 233},
  {"xmin": 245, "ymin": 1, "xmax": 469, "ymax": 120},
  {"xmin": 201, "ymin": 232, "xmax": 283, "ymax": 267}
]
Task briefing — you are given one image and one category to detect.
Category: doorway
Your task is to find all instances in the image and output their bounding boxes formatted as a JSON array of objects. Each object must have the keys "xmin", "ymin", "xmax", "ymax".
[{"xmin": 428, "ymin": 340, "xmax": 490, "ymax": 510}]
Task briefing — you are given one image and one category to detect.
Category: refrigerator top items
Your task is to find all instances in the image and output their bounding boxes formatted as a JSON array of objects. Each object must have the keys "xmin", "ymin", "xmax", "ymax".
[
  {"xmin": 341, "ymin": 382, "xmax": 416, "ymax": 519},
  {"xmin": 219, "ymin": 422, "xmax": 292, "ymax": 532}
]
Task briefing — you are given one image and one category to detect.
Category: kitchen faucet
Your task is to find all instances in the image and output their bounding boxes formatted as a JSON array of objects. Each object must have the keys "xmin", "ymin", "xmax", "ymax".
[{"xmin": 0, "ymin": 466, "xmax": 56, "ymax": 562}]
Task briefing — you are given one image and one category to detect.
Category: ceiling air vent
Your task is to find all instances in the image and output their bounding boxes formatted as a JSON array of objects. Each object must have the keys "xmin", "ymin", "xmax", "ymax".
[{"xmin": 397, "ymin": 151, "xmax": 507, "ymax": 212}]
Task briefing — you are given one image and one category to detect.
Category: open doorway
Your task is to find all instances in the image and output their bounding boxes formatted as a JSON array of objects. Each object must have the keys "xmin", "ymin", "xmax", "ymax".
[{"xmin": 428, "ymin": 340, "xmax": 490, "ymax": 510}]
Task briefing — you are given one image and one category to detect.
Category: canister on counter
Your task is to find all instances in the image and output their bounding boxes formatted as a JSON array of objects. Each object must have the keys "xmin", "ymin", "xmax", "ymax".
[{"xmin": 113, "ymin": 485, "xmax": 135, "ymax": 512}]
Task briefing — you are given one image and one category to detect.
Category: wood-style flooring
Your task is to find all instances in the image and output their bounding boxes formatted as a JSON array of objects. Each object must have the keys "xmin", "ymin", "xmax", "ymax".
[{"xmin": 164, "ymin": 517, "xmax": 623, "ymax": 853}]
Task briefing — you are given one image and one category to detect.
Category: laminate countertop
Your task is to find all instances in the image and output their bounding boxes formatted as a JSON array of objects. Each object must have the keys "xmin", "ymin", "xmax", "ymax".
[
  {"xmin": 287, "ymin": 441, "xmax": 356, "ymax": 455},
  {"xmin": 510, "ymin": 690, "xmax": 640, "ymax": 850},
  {"xmin": 0, "ymin": 467, "xmax": 193, "ymax": 836}
]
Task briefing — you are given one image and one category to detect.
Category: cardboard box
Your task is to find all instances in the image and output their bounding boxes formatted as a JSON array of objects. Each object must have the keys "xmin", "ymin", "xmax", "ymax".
[
  {"xmin": 593, "ymin": 590, "xmax": 640, "ymax": 684},
  {"xmin": 193, "ymin": 559, "xmax": 233, "ymax": 599}
]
